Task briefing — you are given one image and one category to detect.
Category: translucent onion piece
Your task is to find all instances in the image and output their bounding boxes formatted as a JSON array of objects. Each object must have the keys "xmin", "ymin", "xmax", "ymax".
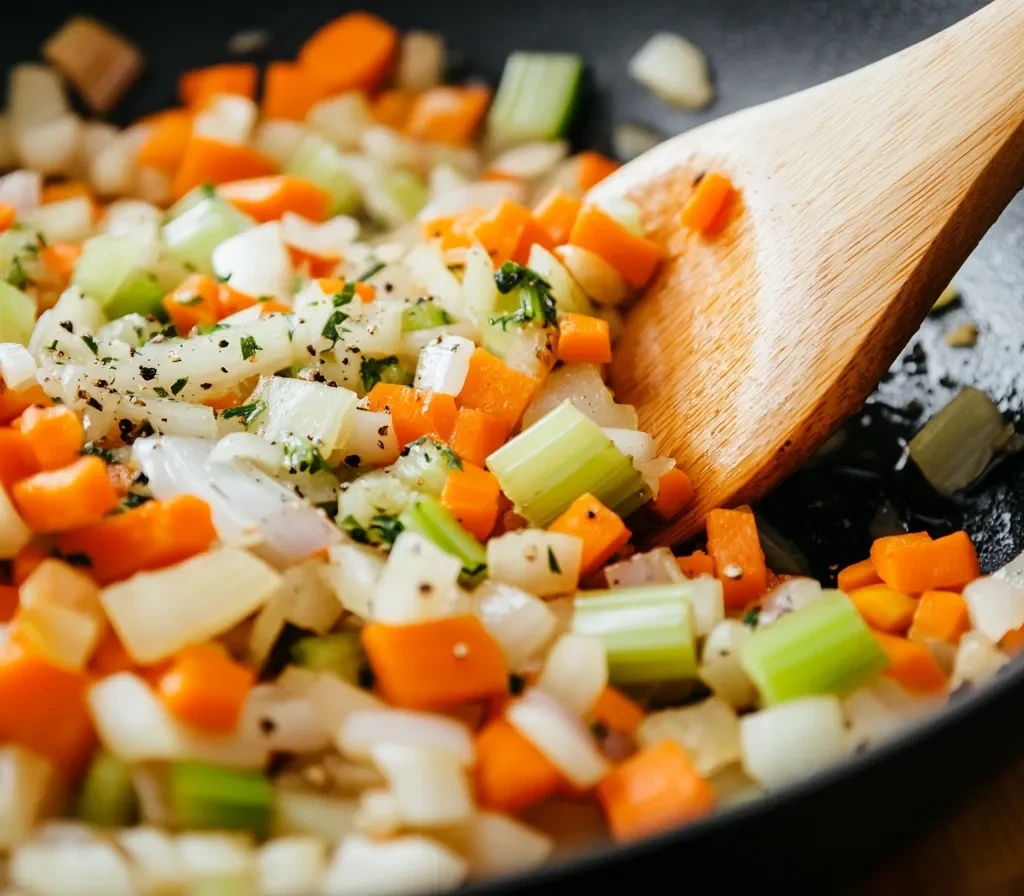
[
  {"xmin": 321, "ymin": 542, "xmax": 386, "ymax": 619},
  {"xmin": 417, "ymin": 180, "xmax": 525, "ymax": 222},
  {"xmin": 372, "ymin": 531, "xmax": 464, "ymax": 624},
  {"xmin": 194, "ymin": 94, "xmax": 257, "ymax": 145},
  {"xmin": 254, "ymin": 120, "xmax": 310, "ymax": 168},
  {"xmin": 486, "ymin": 529, "xmax": 583, "ymax": 598},
  {"xmin": 281, "ymin": 211, "xmax": 359, "ymax": 261},
  {"xmin": 536, "ymin": 633, "xmax": 607, "ymax": 718},
  {"xmin": 489, "ymin": 141, "xmax": 569, "ymax": 180},
  {"xmin": 16, "ymin": 115, "xmax": 83, "ymax": 178},
  {"xmin": 612, "ymin": 122, "xmax": 662, "ymax": 162},
  {"xmin": 0, "ymin": 342, "xmax": 37, "ymax": 390},
  {"xmin": 628, "ymin": 32, "xmax": 714, "ymax": 109},
  {"xmin": 605, "ymin": 547, "xmax": 683, "ymax": 589},
  {"xmin": 276, "ymin": 667, "xmax": 383, "ymax": 736},
  {"xmin": 258, "ymin": 836, "xmax": 327, "ymax": 896},
  {"xmin": 0, "ymin": 170, "xmax": 41, "ymax": 212},
  {"xmin": 0, "ymin": 483, "xmax": 33, "ymax": 560},
  {"xmin": 339, "ymin": 709, "xmax": 474, "ymax": 766},
  {"xmin": 307, "ymin": 94, "xmax": 375, "ymax": 151},
  {"xmin": 371, "ymin": 744, "xmax": 474, "ymax": 827},
  {"xmin": 455, "ymin": 813, "xmax": 554, "ymax": 880},
  {"xmin": 757, "ymin": 577, "xmax": 824, "ymax": 627},
  {"xmin": 522, "ymin": 363, "xmax": 637, "ymax": 430},
  {"xmin": 322, "ymin": 834, "xmax": 468, "ymax": 896},
  {"xmin": 555, "ymin": 244, "xmax": 629, "ymax": 307},
  {"xmin": 963, "ymin": 576, "xmax": 1024, "ymax": 642},
  {"xmin": 414, "ymin": 334, "xmax": 475, "ymax": 395},
  {"xmin": 212, "ymin": 221, "xmax": 294, "ymax": 300},
  {"xmin": 471, "ymin": 580, "xmax": 557, "ymax": 674},
  {"xmin": 334, "ymin": 409, "xmax": 400, "ymax": 468},
  {"xmin": 115, "ymin": 827, "xmax": 183, "ymax": 894},
  {"xmin": 272, "ymin": 787, "xmax": 359, "ymax": 843},
  {"xmin": 12, "ymin": 838, "xmax": 134, "ymax": 896},
  {"xmin": 8, "ymin": 65, "xmax": 69, "ymax": 135},
  {"xmin": 951, "ymin": 631, "xmax": 1009, "ymax": 690},
  {"xmin": 240, "ymin": 684, "xmax": 332, "ymax": 754},
  {"xmin": 637, "ymin": 697, "xmax": 741, "ymax": 777}
]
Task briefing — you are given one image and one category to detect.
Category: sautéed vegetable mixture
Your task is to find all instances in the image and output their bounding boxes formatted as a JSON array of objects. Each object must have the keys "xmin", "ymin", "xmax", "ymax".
[{"xmin": 0, "ymin": 10, "xmax": 1020, "ymax": 896}]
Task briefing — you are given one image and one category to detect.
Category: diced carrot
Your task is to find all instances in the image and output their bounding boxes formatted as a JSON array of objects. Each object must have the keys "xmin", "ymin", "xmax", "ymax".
[
  {"xmin": 680, "ymin": 172, "xmax": 735, "ymax": 234},
  {"xmin": 289, "ymin": 247, "xmax": 341, "ymax": 278},
  {"xmin": 556, "ymin": 313, "xmax": 612, "ymax": 365},
  {"xmin": 18, "ymin": 405, "xmax": 84, "ymax": 472},
  {"xmin": 474, "ymin": 718, "xmax": 565, "ymax": 813},
  {"xmin": 1001, "ymin": 626, "xmax": 1024, "ymax": 656},
  {"xmin": 179, "ymin": 63, "xmax": 257, "ymax": 108},
  {"xmin": 372, "ymin": 89, "xmax": 416, "ymax": 130},
  {"xmin": 0, "ymin": 428, "xmax": 39, "ymax": 491},
  {"xmin": 421, "ymin": 215, "xmax": 473, "ymax": 253},
  {"xmin": 676, "ymin": 550, "xmax": 715, "ymax": 579},
  {"xmin": 459, "ymin": 199, "xmax": 533, "ymax": 266},
  {"xmin": 440, "ymin": 464, "xmax": 501, "ymax": 541},
  {"xmin": 576, "ymin": 152, "xmax": 620, "ymax": 192},
  {"xmin": 12, "ymin": 457, "xmax": 119, "ymax": 534},
  {"xmin": 404, "ymin": 86, "xmax": 492, "ymax": 146},
  {"xmin": 40, "ymin": 243, "xmax": 83, "ymax": 283},
  {"xmin": 258, "ymin": 300, "xmax": 292, "ymax": 316},
  {"xmin": 533, "ymin": 189, "xmax": 582, "ymax": 246},
  {"xmin": 262, "ymin": 62, "xmax": 331, "ymax": 121},
  {"xmin": 362, "ymin": 615, "xmax": 508, "ymax": 710},
  {"xmin": 705, "ymin": 508, "xmax": 768, "ymax": 608},
  {"xmin": 512, "ymin": 217, "xmax": 556, "ymax": 265},
  {"xmin": 89, "ymin": 629, "xmax": 138, "ymax": 678},
  {"xmin": 457, "ymin": 348, "xmax": 539, "ymax": 432},
  {"xmin": 216, "ymin": 281, "xmax": 258, "ymax": 319},
  {"xmin": 875, "ymin": 632, "xmax": 947, "ymax": 695},
  {"xmin": 590, "ymin": 686, "xmax": 645, "ymax": 735},
  {"xmin": 649, "ymin": 467, "xmax": 695, "ymax": 520},
  {"xmin": 12, "ymin": 544, "xmax": 48, "ymax": 587},
  {"xmin": 171, "ymin": 137, "xmax": 276, "ymax": 200},
  {"xmin": 137, "ymin": 109, "xmax": 194, "ymax": 173},
  {"xmin": 0, "ymin": 204, "xmax": 15, "ymax": 234},
  {"xmin": 0, "ymin": 585, "xmax": 19, "ymax": 623},
  {"xmin": 908, "ymin": 590, "xmax": 971, "ymax": 645},
  {"xmin": 219, "ymin": 175, "xmax": 331, "ymax": 223},
  {"xmin": 204, "ymin": 391, "xmax": 246, "ymax": 412},
  {"xmin": 870, "ymin": 530, "xmax": 980, "ymax": 594},
  {"xmin": 597, "ymin": 740, "xmax": 715, "ymax": 842},
  {"xmin": 58, "ymin": 495, "xmax": 217, "ymax": 586},
  {"xmin": 0, "ymin": 385, "xmax": 52, "ymax": 425},
  {"xmin": 449, "ymin": 408, "xmax": 509, "ymax": 468},
  {"xmin": 569, "ymin": 205, "xmax": 664, "ymax": 289},
  {"xmin": 366, "ymin": 384, "xmax": 458, "ymax": 446},
  {"xmin": 298, "ymin": 12, "xmax": 398, "ymax": 93},
  {"xmin": 837, "ymin": 557, "xmax": 882, "ymax": 593},
  {"xmin": 162, "ymin": 273, "xmax": 221, "ymax": 333},
  {"xmin": 316, "ymin": 277, "xmax": 345, "ymax": 295},
  {"xmin": 158, "ymin": 643, "xmax": 254, "ymax": 734},
  {"xmin": 849, "ymin": 584, "xmax": 918, "ymax": 634},
  {"xmin": 354, "ymin": 282, "xmax": 376, "ymax": 303},
  {"xmin": 0, "ymin": 631, "xmax": 95, "ymax": 774},
  {"xmin": 549, "ymin": 494, "xmax": 630, "ymax": 577}
]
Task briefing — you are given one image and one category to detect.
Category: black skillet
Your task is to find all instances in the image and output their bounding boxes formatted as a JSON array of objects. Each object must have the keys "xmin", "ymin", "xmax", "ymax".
[{"xmin": 8, "ymin": 0, "xmax": 1024, "ymax": 891}]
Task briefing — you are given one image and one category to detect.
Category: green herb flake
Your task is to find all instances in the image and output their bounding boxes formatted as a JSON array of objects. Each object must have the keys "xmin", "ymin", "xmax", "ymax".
[
  {"xmin": 81, "ymin": 334, "xmax": 99, "ymax": 355},
  {"xmin": 221, "ymin": 399, "xmax": 267, "ymax": 429},
  {"xmin": 240, "ymin": 335, "xmax": 261, "ymax": 360},
  {"xmin": 281, "ymin": 435, "xmax": 329, "ymax": 475},
  {"xmin": 359, "ymin": 355, "xmax": 405, "ymax": 392},
  {"xmin": 743, "ymin": 606, "xmax": 762, "ymax": 628},
  {"xmin": 332, "ymin": 283, "xmax": 356, "ymax": 307},
  {"xmin": 198, "ymin": 322, "xmax": 228, "ymax": 335},
  {"xmin": 369, "ymin": 514, "xmax": 404, "ymax": 546},
  {"xmin": 170, "ymin": 378, "xmax": 188, "ymax": 396},
  {"xmin": 5, "ymin": 255, "xmax": 31, "ymax": 289},
  {"xmin": 82, "ymin": 442, "xmax": 117, "ymax": 464},
  {"xmin": 356, "ymin": 260, "xmax": 386, "ymax": 282},
  {"xmin": 489, "ymin": 261, "xmax": 558, "ymax": 330},
  {"xmin": 321, "ymin": 309, "xmax": 350, "ymax": 345},
  {"xmin": 547, "ymin": 546, "xmax": 562, "ymax": 574},
  {"xmin": 439, "ymin": 444, "xmax": 463, "ymax": 470},
  {"xmin": 153, "ymin": 387, "xmax": 169, "ymax": 398}
]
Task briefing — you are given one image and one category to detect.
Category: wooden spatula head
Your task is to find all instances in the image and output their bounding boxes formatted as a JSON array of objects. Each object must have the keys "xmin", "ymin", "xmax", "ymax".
[{"xmin": 597, "ymin": 0, "xmax": 1024, "ymax": 545}]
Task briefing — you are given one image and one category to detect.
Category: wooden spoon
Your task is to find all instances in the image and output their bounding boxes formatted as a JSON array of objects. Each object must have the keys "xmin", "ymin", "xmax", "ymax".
[{"xmin": 596, "ymin": 0, "xmax": 1024, "ymax": 545}]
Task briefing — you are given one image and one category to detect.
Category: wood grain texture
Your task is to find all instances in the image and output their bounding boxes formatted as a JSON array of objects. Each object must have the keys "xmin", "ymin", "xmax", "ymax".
[{"xmin": 600, "ymin": 0, "xmax": 1024, "ymax": 545}]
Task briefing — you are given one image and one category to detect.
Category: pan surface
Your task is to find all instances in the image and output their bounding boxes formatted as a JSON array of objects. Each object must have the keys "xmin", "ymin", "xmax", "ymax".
[{"xmin": 7, "ymin": 0, "xmax": 1024, "ymax": 891}]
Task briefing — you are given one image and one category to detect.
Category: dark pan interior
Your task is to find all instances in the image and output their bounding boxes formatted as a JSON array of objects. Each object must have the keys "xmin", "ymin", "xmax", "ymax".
[{"xmin": 7, "ymin": 0, "xmax": 1024, "ymax": 891}]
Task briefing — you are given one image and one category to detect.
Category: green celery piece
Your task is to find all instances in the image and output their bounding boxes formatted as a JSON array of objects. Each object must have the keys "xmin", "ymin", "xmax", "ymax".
[
  {"xmin": 76, "ymin": 750, "xmax": 137, "ymax": 827},
  {"xmin": 401, "ymin": 301, "xmax": 453, "ymax": 332},
  {"xmin": 166, "ymin": 185, "xmax": 217, "ymax": 221},
  {"xmin": 376, "ymin": 169, "xmax": 428, "ymax": 226},
  {"xmin": 104, "ymin": 270, "xmax": 166, "ymax": 320},
  {"xmin": 286, "ymin": 134, "xmax": 361, "ymax": 215},
  {"xmin": 486, "ymin": 400, "xmax": 651, "ymax": 526},
  {"xmin": 487, "ymin": 53, "xmax": 584, "ymax": 146},
  {"xmin": 162, "ymin": 196, "xmax": 248, "ymax": 275},
  {"xmin": 73, "ymin": 234, "xmax": 143, "ymax": 305},
  {"xmin": 169, "ymin": 761, "xmax": 273, "ymax": 838},
  {"xmin": 189, "ymin": 877, "xmax": 251, "ymax": 896},
  {"xmin": 739, "ymin": 591, "xmax": 889, "ymax": 704},
  {"xmin": 572, "ymin": 584, "xmax": 697, "ymax": 684},
  {"xmin": 292, "ymin": 633, "xmax": 364, "ymax": 684},
  {"xmin": 399, "ymin": 495, "xmax": 487, "ymax": 582},
  {"xmin": 0, "ymin": 281, "xmax": 36, "ymax": 345}
]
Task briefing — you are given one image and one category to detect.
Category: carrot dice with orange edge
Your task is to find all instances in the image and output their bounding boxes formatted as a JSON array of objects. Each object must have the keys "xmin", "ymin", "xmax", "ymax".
[
  {"xmin": 18, "ymin": 405, "xmax": 83, "ymax": 471},
  {"xmin": 680, "ymin": 172, "xmax": 735, "ymax": 233},
  {"xmin": 548, "ymin": 493, "xmax": 630, "ymax": 578},
  {"xmin": 569, "ymin": 205, "xmax": 664, "ymax": 290},
  {"xmin": 557, "ymin": 313, "xmax": 612, "ymax": 365},
  {"xmin": 12, "ymin": 456, "xmax": 118, "ymax": 534},
  {"xmin": 163, "ymin": 274, "xmax": 221, "ymax": 333},
  {"xmin": 875, "ymin": 632, "xmax": 947, "ymax": 695},
  {"xmin": 475, "ymin": 718, "xmax": 565, "ymax": 813},
  {"xmin": 649, "ymin": 467, "xmax": 695, "ymax": 520},
  {"xmin": 158, "ymin": 643, "xmax": 254, "ymax": 734},
  {"xmin": 705, "ymin": 508, "xmax": 768, "ymax": 608},
  {"xmin": 366, "ymin": 384, "xmax": 458, "ymax": 446},
  {"xmin": 908, "ymin": 590, "xmax": 970, "ymax": 645},
  {"xmin": 457, "ymin": 348, "xmax": 539, "ymax": 432},
  {"xmin": 837, "ymin": 557, "xmax": 882, "ymax": 593},
  {"xmin": 870, "ymin": 530, "xmax": 979, "ymax": 594},
  {"xmin": 440, "ymin": 463, "xmax": 501, "ymax": 541},
  {"xmin": 677, "ymin": 549, "xmax": 715, "ymax": 579},
  {"xmin": 597, "ymin": 740, "xmax": 716, "ymax": 842},
  {"xmin": 449, "ymin": 408, "xmax": 509, "ymax": 468},
  {"xmin": 849, "ymin": 584, "xmax": 918, "ymax": 634},
  {"xmin": 362, "ymin": 615, "xmax": 508, "ymax": 711}
]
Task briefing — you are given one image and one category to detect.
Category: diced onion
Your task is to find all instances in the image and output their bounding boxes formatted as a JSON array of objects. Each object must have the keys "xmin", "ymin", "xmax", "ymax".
[
  {"xmin": 321, "ymin": 834, "xmax": 468, "ymax": 896},
  {"xmin": 612, "ymin": 123, "xmax": 662, "ymax": 162},
  {"xmin": 16, "ymin": 115, "xmax": 83, "ymax": 178},
  {"xmin": 372, "ymin": 531, "xmax": 465, "ymax": 624},
  {"xmin": 758, "ymin": 577, "xmax": 824, "ymax": 627},
  {"xmin": 339, "ymin": 710, "xmax": 475, "ymax": 766},
  {"xmin": 471, "ymin": 581, "xmax": 557, "ymax": 674},
  {"xmin": 240, "ymin": 684, "xmax": 332, "ymax": 754},
  {"xmin": 842, "ymin": 679, "xmax": 934, "ymax": 750},
  {"xmin": 321, "ymin": 542, "xmax": 386, "ymax": 619},
  {"xmin": 371, "ymin": 744, "xmax": 474, "ymax": 827},
  {"xmin": 212, "ymin": 221, "xmax": 294, "ymax": 300},
  {"xmin": 307, "ymin": 94, "xmax": 375, "ymax": 151},
  {"xmin": 177, "ymin": 832, "xmax": 254, "ymax": 884},
  {"xmin": 456, "ymin": 813, "xmax": 554, "ymax": 880},
  {"xmin": 486, "ymin": 530, "xmax": 583, "ymax": 598},
  {"xmin": 628, "ymin": 32, "xmax": 714, "ymax": 109},
  {"xmin": 523, "ymin": 363, "xmax": 637, "ymax": 431},
  {"xmin": 89, "ymin": 123, "xmax": 149, "ymax": 197},
  {"xmin": 404, "ymin": 241, "xmax": 465, "ymax": 318},
  {"xmin": 536, "ymin": 633, "xmax": 607, "ymax": 717},
  {"xmin": 115, "ymin": 828, "xmax": 183, "ymax": 894},
  {"xmin": 8, "ymin": 64, "xmax": 69, "ymax": 135},
  {"xmin": 210, "ymin": 432, "xmax": 285, "ymax": 473},
  {"xmin": 488, "ymin": 141, "xmax": 568, "ymax": 180},
  {"xmin": 964, "ymin": 576, "xmax": 1024, "ymax": 642},
  {"xmin": 951, "ymin": 631, "xmax": 1009, "ymax": 690},
  {"xmin": 257, "ymin": 836, "xmax": 327, "ymax": 896},
  {"xmin": 414, "ymin": 334, "xmax": 475, "ymax": 395},
  {"xmin": 12, "ymin": 838, "xmax": 134, "ymax": 896},
  {"xmin": 254, "ymin": 120, "xmax": 310, "ymax": 167},
  {"xmin": 395, "ymin": 32, "xmax": 446, "ymax": 91},
  {"xmin": 638, "ymin": 697, "xmax": 741, "ymax": 776},
  {"xmin": 272, "ymin": 787, "xmax": 359, "ymax": 843},
  {"xmin": 417, "ymin": 180, "xmax": 525, "ymax": 222},
  {"xmin": 0, "ymin": 343, "xmax": 37, "ymax": 390},
  {"xmin": 355, "ymin": 789, "xmax": 403, "ymax": 839},
  {"xmin": 276, "ymin": 667, "xmax": 384, "ymax": 736},
  {"xmin": 194, "ymin": 94, "xmax": 257, "ymax": 145},
  {"xmin": 0, "ymin": 484, "xmax": 33, "ymax": 560},
  {"xmin": 335, "ymin": 410, "xmax": 400, "ymax": 468},
  {"xmin": 555, "ymin": 244, "xmax": 630, "ymax": 307},
  {"xmin": 605, "ymin": 547, "xmax": 681, "ymax": 588},
  {"xmin": 600, "ymin": 428, "xmax": 655, "ymax": 463},
  {"xmin": 0, "ymin": 170, "xmax": 42, "ymax": 212}
]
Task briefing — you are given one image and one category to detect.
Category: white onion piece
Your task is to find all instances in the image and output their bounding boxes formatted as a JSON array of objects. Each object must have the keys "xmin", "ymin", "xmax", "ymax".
[
  {"xmin": 240, "ymin": 684, "xmax": 331, "ymax": 754},
  {"xmin": 487, "ymin": 530, "xmax": 583, "ymax": 598},
  {"xmin": 739, "ymin": 696, "xmax": 850, "ymax": 789},
  {"xmin": 0, "ymin": 343, "xmax": 37, "ymax": 390},
  {"xmin": 308, "ymin": 93, "xmax": 374, "ymax": 150},
  {"xmin": 414, "ymin": 334, "xmax": 475, "ymax": 395},
  {"xmin": 555, "ymin": 244, "xmax": 630, "ymax": 308},
  {"xmin": 338, "ymin": 710, "xmax": 475, "ymax": 766},
  {"xmin": 281, "ymin": 212, "xmax": 359, "ymax": 261},
  {"xmin": 0, "ymin": 169, "xmax": 41, "ymax": 212},
  {"xmin": 89, "ymin": 123, "xmax": 149, "ymax": 197},
  {"xmin": 522, "ymin": 363, "xmax": 637, "ymax": 430},
  {"xmin": 272, "ymin": 787, "xmax": 359, "ymax": 843},
  {"xmin": 355, "ymin": 789, "xmax": 403, "ymax": 839},
  {"xmin": 193, "ymin": 94, "xmax": 257, "ymax": 145},
  {"xmin": 372, "ymin": 531, "xmax": 464, "ymax": 623},
  {"xmin": 461, "ymin": 243, "xmax": 498, "ymax": 330},
  {"xmin": 78, "ymin": 121, "xmax": 119, "ymax": 176},
  {"xmin": 258, "ymin": 836, "xmax": 327, "ymax": 896},
  {"xmin": 371, "ymin": 744, "xmax": 474, "ymax": 827},
  {"xmin": 254, "ymin": 120, "xmax": 310, "ymax": 167},
  {"xmin": 526, "ymin": 243, "xmax": 593, "ymax": 316},
  {"xmin": 100, "ymin": 199, "xmax": 162, "ymax": 266},
  {"xmin": 15, "ymin": 114, "xmax": 82, "ymax": 178},
  {"xmin": 537, "ymin": 634, "xmax": 607, "ymax": 717},
  {"xmin": 177, "ymin": 833, "xmax": 253, "ymax": 883},
  {"xmin": 0, "ymin": 484, "xmax": 33, "ymax": 560},
  {"xmin": 417, "ymin": 180, "xmax": 525, "ymax": 222},
  {"xmin": 12, "ymin": 838, "xmax": 134, "ymax": 896},
  {"xmin": 963, "ymin": 576, "xmax": 1024, "ymax": 642},
  {"xmin": 321, "ymin": 542, "xmax": 386, "ymax": 619},
  {"xmin": 951, "ymin": 631, "xmax": 1009, "ymax": 690},
  {"xmin": 471, "ymin": 581, "xmax": 557, "ymax": 674},
  {"xmin": 507, "ymin": 690, "xmax": 609, "ymax": 788},
  {"xmin": 212, "ymin": 221, "xmax": 294, "ymax": 301},
  {"xmin": 601, "ymin": 428, "xmax": 656, "ymax": 462},
  {"xmin": 401, "ymin": 319, "xmax": 480, "ymax": 358},
  {"xmin": 456, "ymin": 813, "xmax": 554, "ymax": 880},
  {"xmin": 8, "ymin": 64, "xmax": 69, "ymax": 134},
  {"xmin": 135, "ymin": 166, "xmax": 173, "ymax": 206},
  {"xmin": 758, "ymin": 577, "xmax": 824, "ymax": 627},
  {"xmin": 0, "ymin": 746, "xmax": 54, "ymax": 850},
  {"xmin": 334, "ymin": 410, "xmax": 400, "ymax": 468},
  {"xmin": 628, "ymin": 32, "xmax": 714, "ymax": 109},
  {"xmin": 403, "ymin": 241, "xmax": 464, "ymax": 318},
  {"xmin": 395, "ymin": 32, "xmax": 445, "ymax": 91},
  {"xmin": 428, "ymin": 162, "xmax": 470, "ymax": 199},
  {"xmin": 276, "ymin": 667, "xmax": 383, "ymax": 735},
  {"xmin": 360, "ymin": 126, "xmax": 428, "ymax": 174},
  {"xmin": 115, "ymin": 828, "xmax": 183, "ymax": 895},
  {"xmin": 605, "ymin": 547, "xmax": 683, "ymax": 589},
  {"xmin": 210, "ymin": 432, "xmax": 285, "ymax": 473},
  {"xmin": 119, "ymin": 396, "xmax": 218, "ymax": 439},
  {"xmin": 636, "ymin": 455, "xmax": 674, "ymax": 497},
  {"xmin": 638, "ymin": 698, "xmax": 741, "ymax": 777},
  {"xmin": 322, "ymin": 834, "xmax": 468, "ymax": 896},
  {"xmin": 489, "ymin": 141, "xmax": 568, "ymax": 180},
  {"xmin": 842, "ymin": 679, "xmax": 926, "ymax": 750}
]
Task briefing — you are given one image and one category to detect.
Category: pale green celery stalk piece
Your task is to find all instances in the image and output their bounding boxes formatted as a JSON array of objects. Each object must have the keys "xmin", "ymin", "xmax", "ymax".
[
  {"xmin": 285, "ymin": 134, "xmax": 361, "ymax": 215},
  {"xmin": 487, "ymin": 53, "xmax": 584, "ymax": 146},
  {"xmin": 572, "ymin": 584, "xmax": 697, "ymax": 683},
  {"xmin": 169, "ymin": 761, "xmax": 272, "ymax": 838},
  {"xmin": 72, "ymin": 234, "xmax": 143, "ymax": 305},
  {"xmin": 104, "ymin": 271, "xmax": 166, "ymax": 320},
  {"xmin": 76, "ymin": 750, "xmax": 138, "ymax": 827},
  {"xmin": 486, "ymin": 400, "xmax": 651, "ymax": 526},
  {"xmin": 161, "ymin": 196, "xmax": 248, "ymax": 275},
  {"xmin": 291, "ymin": 632, "xmax": 364, "ymax": 684},
  {"xmin": 399, "ymin": 495, "xmax": 487, "ymax": 581},
  {"xmin": 0, "ymin": 282, "xmax": 36, "ymax": 345},
  {"xmin": 739, "ymin": 591, "xmax": 889, "ymax": 704}
]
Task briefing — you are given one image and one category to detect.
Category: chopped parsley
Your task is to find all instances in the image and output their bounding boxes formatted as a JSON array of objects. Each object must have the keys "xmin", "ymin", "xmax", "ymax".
[
  {"xmin": 321, "ymin": 309, "xmax": 351, "ymax": 346},
  {"xmin": 489, "ymin": 261, "xmax": 558, "ymax": 330},
  {"xmin": 81, "ymin": 334, "xmax": 99, "ymax": 355},
  {"xmin": 341, "ymin": 514, "xmax": 404, "ymax": 547},
  {"xmin": 742, "ymin": 606, "xmax": 762, "ymax": 628},
  {"xmin": 332, "ymin": 283, "xmax": 356, "ymax": 307},
  {"xmin": 197, "ymin": 322, "xmax": 228, "ymax": 335},
  {"xmin": 4, "ymin": 255, "xmax": 31, "ymax": 289},
  {"xmin": 82, "ymin": 442, "xmax": 117, "ymax": 464},
  {"xmin": 153, "ymin": 387, "xmax": 169, "ymax": 398},
  {"xmin": 221, "ymin": 399, "xmax": 267, "ymax": 429},
  {"xmin": 170, "ymin": 378, "xmax": 188, "ymax": 396},
  {"xmin": 359, "ymin": 355, "xmax": 405, "ymax": 392},
  {"xmin": 356, "ymin": 260, "xmax": 385, "ymax": 281},
  {"xmin": 547, "ymin": 547, "xmax": 562, "ymax": 574},
  {"xmin": 200, "ymin": 182, "xmax": 217, "ymax": 198},
  {"xmin": 281, "ymin": 435, "xmax": 329, "ymax": 475},
  {"xmin": 240, "ymin": 335, "xmax": 261, "ymax": 360},
  {"xmin": 439, "ymin": 444, "xmax": 463, "ymax": 470},
  {"xmin": 121, "ymin": 493, "xmax": 153, "ymax": 510},
  {"xmin": 215, "ymin": 273, "xmax": 232, "ymax": 283}
]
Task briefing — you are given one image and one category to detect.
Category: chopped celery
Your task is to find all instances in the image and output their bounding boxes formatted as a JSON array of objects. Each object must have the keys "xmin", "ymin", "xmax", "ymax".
[
  {"xmin": 73, "ymin": 234, "xmax": 145, "ymax": 305},
  {"xmin": 166, "ymin": 184, "xmax": 217, "ymax": 221},
  {"xmin": 251, "ymin": 375, "xmax": 358, "ymax": 458},
  {"xmin": 286, "ymin": 134, "xmax": 361, "ymax": 215},
  {"xmin": 399, "ymin": 495, "xmax": 487, "ymax": 581},
  {"xmin": 487, "ymin": 400, "xmax": 652, "ymax": 527},
  {"xmin": 401, "ymin": 300, "xmax": 453, "ymax": 332},
  {"xmin": 367, "ymin": 169, "xmax": 429, "ymax": 228},
  {"xmin": 76, "ymin": 750, "xmax": 137, "ymax": 827},
  {"xmin": 0, "ymin": 282, "xmax": 36, "ymax": 345},
  {"xmin": 739, "ymin": 591, "xmax": 889, "ymax": 704},
  {"xmin": 162, "ymin": 196, "xmax": 249, "ymax": 276},
  {"xmin": 572, "ymin": 584, "xmax": 697, "ymax": 684},
  {"xmin": 169, "ymin": 761, "xmax": 273, "ymax": 839},
  {"xmin": 104, "ymin": 270, "xmax": 166, "ymax": 320},
  {"xmin": 487, "ymin": 53, "xmax": 584, "ymax": 146},
  {"xmin": 291, "ymin": 632, "xmax": 364, "ymax": 684},
  {"xmin": 391, "ymin": 438, "xmax": 461, "ymax": 496},
  {"xmin": 359, "ymin": 355, "xmax": 413, "ymax": 394}
]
